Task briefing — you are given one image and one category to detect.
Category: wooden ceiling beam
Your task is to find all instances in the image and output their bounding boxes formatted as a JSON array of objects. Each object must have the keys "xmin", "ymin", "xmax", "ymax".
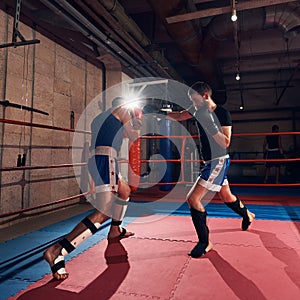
[{"xmin": 167, "ymin": 0, "xmax": 298, "ymax": 23}]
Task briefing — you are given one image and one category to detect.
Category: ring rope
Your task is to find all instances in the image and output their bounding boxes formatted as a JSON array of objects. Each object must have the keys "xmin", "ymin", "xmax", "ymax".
[
  {"xmin": 119, "ymin": 132, "xmax": 300, "ymax": 188},
  {"xmin": 0, "ymin": 118, "xmax": 90, "ymax": 134},
  {"xmin": 1, "ymin": 121, "xmax": 299, "ymax": 217},
  {"xmin": 0, "ymin": 162, "xmax": 87, "ymax": 172},
  {"xmin": 0, "ymin": 191, "xmax": 91, "ymax": 218},
  {"xmin": 233, "ymin": 131, "xmax": 300, "ymax": 137}
]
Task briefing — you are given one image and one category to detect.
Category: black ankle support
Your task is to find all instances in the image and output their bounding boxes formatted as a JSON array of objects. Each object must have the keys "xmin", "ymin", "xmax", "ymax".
[
  {"xmin": 190, "ymin": 208, "xmax": 209, "ymax": 245},
  {"xmin": 59, "ymin": 237, "xmax": 75, "ymax": 253},
  {"xmin": 81, "ymin": 217, "xmax": 99, "ymax": 234},
  {"xmin": 111, "ymin": 220, "xmax": 122, "ymax": 226}
]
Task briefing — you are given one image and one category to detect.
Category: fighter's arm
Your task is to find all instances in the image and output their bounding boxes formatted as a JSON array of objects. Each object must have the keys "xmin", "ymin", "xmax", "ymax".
[
  {"xmin": 213, "ymin": 125, "xmax": 232, "ymax": 149},
  {"xmin": 166, "ymin": 105, "xmax": 195, "ymax": 121},
  {"xmin": 196, "ymin": 107, "xmax": 231, "ymax": 149},
  {"xmin": 166, "ymin": 110, "xmax": 193, "ymax": 121},
  {"xmin": 115, "ymin": 107, "xmax": 141, "ymax": 142}
]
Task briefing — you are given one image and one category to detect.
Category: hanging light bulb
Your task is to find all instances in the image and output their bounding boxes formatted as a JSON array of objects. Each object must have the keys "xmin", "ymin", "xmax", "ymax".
[
  {"xmin": 239, "ymin": 89, "xmax": 244, "ymax": 111},
  {"xmin": 231, "ymin": 9, "xmax": 237, "ymax": 22},
  {"xmin": 231, "ymin": 0, "xmax": 237, "ymax": 22},
  {"xmin": 235, "ymin": 72, "xmax": 240, "ymax": 81}
]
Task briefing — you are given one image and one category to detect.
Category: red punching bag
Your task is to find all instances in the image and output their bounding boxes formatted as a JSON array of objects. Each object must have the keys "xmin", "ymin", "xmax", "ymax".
[{"xmin": 128, "ymin": 138, "xmax": 141, "ymax": 192}]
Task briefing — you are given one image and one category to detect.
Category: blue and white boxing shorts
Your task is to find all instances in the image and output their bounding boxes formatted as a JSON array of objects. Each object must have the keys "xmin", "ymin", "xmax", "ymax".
[
  {"xmin": 88, "ymin": 146, "xmax": 120, "ymax": 193},
  {"xmin": 197, "ymin": 154, "xmax": 230, "ymax": 192}
]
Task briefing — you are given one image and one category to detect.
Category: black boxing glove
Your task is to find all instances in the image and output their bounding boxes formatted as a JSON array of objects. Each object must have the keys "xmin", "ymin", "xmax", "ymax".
[{"xmin": 195, "ymin": 107, "xmax": 219, "ymax": 136}]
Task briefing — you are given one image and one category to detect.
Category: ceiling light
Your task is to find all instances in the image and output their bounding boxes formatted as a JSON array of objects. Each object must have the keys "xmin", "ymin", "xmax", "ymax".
[
  {"xmin": 235, "ymin": 73, "xmax": 240, "ymax": 81},
  {"xmin": 231, "ymin": 0, "xmax": 237, "ymax": 22},
  {"xmin": 239, "ymin": 105, "xmax": 244, "ymax": 110},
  {"xmin": 231, "ymin": 9, "xmax": 237, "ymax": 22}
]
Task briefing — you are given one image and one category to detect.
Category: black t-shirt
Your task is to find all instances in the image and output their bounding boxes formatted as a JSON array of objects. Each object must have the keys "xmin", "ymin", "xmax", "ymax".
[
  {"xmin": 193, "ymin": 106, "xmax": 232, "ymax": 161},
  {"xmin": 266, "ymin": 135, "xmax": 279, "ymax": 150}
]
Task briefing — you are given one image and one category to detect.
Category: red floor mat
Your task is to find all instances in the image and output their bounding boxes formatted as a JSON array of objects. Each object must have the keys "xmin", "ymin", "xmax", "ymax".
[{"xmin": 10, "ymin": 216, "xmax": 300, "ymax": 300}]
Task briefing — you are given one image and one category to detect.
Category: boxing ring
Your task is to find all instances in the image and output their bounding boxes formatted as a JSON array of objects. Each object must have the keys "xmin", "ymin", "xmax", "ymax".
[{"xmin": 0, "ymin": 120, "xmax": 299, "ymax": 300}]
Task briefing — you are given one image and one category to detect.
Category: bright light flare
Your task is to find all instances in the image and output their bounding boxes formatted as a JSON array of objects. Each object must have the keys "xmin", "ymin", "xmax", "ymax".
[{"xmin": 122, "ymin": 91, "xmax": 143, "ymax": 109}]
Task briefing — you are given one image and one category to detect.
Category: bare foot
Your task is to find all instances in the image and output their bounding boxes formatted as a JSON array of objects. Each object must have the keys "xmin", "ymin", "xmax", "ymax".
[
  {"xmin": 43, "ymin": 247, "xmax": 69, "ymax": 280},
  {"xmin": 107, "ymin": 226, "xmax": 134, "ymax": 240},
  {"xmin": 248, "ymin": 210, "xmax": 255, "ymax": 223},
  {"xmin": 205, "ymin": 240, "xmax": 213, "ymax": 253}
]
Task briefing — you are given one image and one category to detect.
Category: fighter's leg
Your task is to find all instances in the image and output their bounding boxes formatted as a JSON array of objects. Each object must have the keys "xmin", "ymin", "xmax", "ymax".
[
  {"xmin": 219, "ymin": 184, "xmax": 255, "ymax": 230},
  {"xmin": 187, "ymin": 181, "xmax": 213, "ymax": 258},
  {"xmin": 44, "ymin": 199, "xmax": 110, "ymax": 280},
  {"xmin": 108, "ymin": 176, "xmax": 134, "ymax": 240}
]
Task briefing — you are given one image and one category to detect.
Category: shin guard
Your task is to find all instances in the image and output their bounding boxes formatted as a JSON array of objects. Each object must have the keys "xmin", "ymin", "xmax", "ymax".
[
  {"xmin": 60, "ymin": 217, "xmax": 101, "ymax": 256},
  {"xmin": 190, "ymin": 208, "xmax": 209, "ymax": 244},
  {"xmin": 224, "ymin": 198, "xmax": 250, "ymax": 230},
  {"xmin": 112, "ymin": 197, "xmax": 130, "ymax": 221},
  {"xmin": 189, "ymin": 208, "xmax": 209, "ymax": 258}
]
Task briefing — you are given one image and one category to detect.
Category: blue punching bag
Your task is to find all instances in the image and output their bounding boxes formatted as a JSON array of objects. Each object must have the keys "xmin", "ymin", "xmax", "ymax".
[{"xmin": 159, "ymin": 118, "xmax": 173, "ymax": 191}]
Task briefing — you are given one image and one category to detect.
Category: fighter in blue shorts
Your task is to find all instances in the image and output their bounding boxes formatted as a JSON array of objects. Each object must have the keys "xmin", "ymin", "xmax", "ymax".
[
  {"xmin": 44, "ymin": 97, "xmax": 143, "ymax": 280},
  {"xmin": 168, "ymin": 81, "xmax": 255, "ymax": 258}
]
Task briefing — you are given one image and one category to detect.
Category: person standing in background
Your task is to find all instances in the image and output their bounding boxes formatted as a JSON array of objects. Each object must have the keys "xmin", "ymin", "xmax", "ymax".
[{"xmin": 263, "ymin": 124, "xmax": 283, "ymax": 184}]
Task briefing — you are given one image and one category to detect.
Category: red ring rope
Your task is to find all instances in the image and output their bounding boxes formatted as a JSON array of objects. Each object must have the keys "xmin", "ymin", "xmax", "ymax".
[
  {"xmin": 1, "ymin": 120, "xmax": 299, "ymax": 219},
  {"xmin": 119, "ymin": 132, "xmax": 300, "ymax": 188}
]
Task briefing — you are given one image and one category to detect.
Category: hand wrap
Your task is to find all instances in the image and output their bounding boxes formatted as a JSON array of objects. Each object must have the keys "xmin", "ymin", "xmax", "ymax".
[{"xmin": 129, "ymin": 107, "xmax": 143, "ymax": 129}]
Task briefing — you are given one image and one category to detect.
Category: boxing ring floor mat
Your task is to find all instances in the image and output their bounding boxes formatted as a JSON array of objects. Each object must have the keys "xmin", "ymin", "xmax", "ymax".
[{"xmin": 3, "ymin": 210, "xmax": 300, "ymax": 300}]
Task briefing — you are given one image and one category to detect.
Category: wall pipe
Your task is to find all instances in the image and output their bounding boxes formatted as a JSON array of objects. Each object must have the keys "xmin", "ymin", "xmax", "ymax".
[
  {"xmin": 53, "ymin": 0, "xmax": 183, "ymax": 80},
  {"xmin": 40, "ymin": 0, "xmax": 149, "ymax": 78},
  {"xmin": 74, "ymin": 0, "xmax": 168, "ymax": 80},
  {"xmin": 100, "ymin": 61, "xmax": 107, "ymax": 111},
  {"xmin": 148, "ymin": 1, "xmax": 300, "ymax": 100},
  {"xmin": 98, "ymin": 0, "xmax": 184, "ymax": 82},
  {"xmin": 0, "ymin": 8, "xmax": 10, "ymax": 213}
]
